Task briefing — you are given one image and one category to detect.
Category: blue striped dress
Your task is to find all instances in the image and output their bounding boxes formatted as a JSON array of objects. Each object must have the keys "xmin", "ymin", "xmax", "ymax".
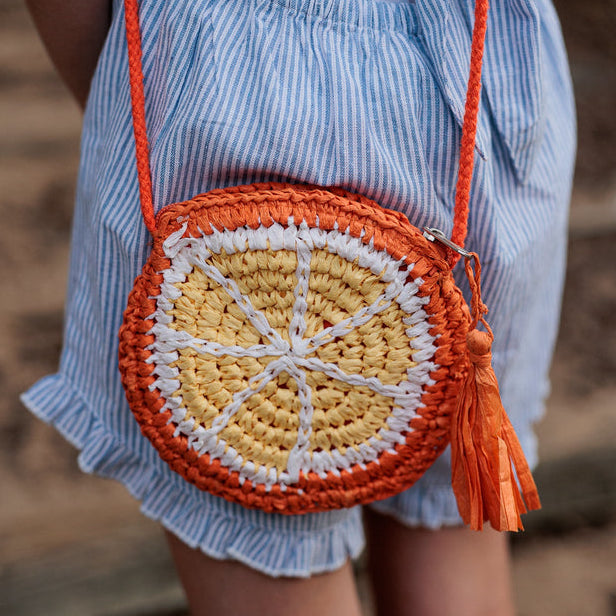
[{"xmin": 22, "ymin": 0, "xmax": 575, "ymax": 576}]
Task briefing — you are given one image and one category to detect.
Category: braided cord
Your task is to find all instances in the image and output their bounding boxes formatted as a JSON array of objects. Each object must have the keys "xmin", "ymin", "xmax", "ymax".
[
  {"xmin": 122, "ymin": 0, "xmax": 489, "ymax": 245},
  {"xmin": 449, "ymin": 0, "xmax": 489, "ymax": 267},
  {"xmin": 124, "ymin": 0, "xmax": 156, "ymax": 233}
]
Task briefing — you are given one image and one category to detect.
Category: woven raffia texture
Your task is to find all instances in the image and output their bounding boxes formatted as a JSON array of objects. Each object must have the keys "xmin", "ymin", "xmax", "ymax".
[{"xmin": 119, "ymin": 184, "xmax": 470, "ymax": 513}]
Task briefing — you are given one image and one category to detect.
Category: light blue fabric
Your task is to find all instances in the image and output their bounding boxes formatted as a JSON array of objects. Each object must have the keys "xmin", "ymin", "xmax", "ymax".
[{"xmin": 22, "ymin": 0, "xmax": 575, "ymax": 576}]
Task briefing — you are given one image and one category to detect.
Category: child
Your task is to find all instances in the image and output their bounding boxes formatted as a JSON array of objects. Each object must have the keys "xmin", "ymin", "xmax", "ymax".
[{"xmin": 23, "ymin": 0, "xmax": 575, "ymax": 614}]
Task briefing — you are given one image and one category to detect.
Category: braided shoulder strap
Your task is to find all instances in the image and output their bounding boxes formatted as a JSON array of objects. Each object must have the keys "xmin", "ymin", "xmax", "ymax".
[{"xmin": 122, "ymin": 0, "xmax": 489, "ymax": 267}]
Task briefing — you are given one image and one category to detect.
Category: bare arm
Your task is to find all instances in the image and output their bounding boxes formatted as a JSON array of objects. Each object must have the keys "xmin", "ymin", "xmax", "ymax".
[{"xmin": 25, "ymin": 0, "xmax": 113, "ymax": 109}]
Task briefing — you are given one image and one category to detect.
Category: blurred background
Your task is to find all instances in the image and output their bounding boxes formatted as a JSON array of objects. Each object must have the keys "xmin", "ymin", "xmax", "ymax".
[{"xmin": 1, "ymin": 0, "xmax": 614, "ymax": 614}]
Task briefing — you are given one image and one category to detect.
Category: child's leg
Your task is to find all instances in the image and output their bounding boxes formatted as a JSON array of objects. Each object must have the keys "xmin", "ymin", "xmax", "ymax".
[
  {"xmin": 365, "ymin": 509, "xmax": 515, "ymax": 616},
  {"xmin": 165, "ymin": 530, "xmax": 363, "ymax": 616}
]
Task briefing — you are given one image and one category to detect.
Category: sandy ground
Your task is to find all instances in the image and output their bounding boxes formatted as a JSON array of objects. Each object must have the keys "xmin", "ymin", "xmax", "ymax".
[{"xmin": 1, "ymin": 1, "xmax": 615, "ymax": 614}]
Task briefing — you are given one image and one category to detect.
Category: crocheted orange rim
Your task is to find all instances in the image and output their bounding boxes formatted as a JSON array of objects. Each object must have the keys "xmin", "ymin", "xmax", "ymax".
[{"xmin": 119, "ymin": 183, "xmax": 470, "ymax": 513}]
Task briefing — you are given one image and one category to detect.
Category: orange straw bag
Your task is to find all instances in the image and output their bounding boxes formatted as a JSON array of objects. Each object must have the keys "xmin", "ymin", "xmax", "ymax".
[{"xmin": 118, "ymin": 0, "xmax": 540, "ymax": 530}]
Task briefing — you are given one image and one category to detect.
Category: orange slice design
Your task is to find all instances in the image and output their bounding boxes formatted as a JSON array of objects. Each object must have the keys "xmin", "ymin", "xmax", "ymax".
[{"xmin": 119, "ymin": 184, "xmax": 470, "ymax": 513}]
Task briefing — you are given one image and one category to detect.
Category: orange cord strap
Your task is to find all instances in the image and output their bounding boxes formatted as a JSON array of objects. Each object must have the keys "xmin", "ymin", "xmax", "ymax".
[
  {"xmin": 449, "ymin": 0, "xmax": 490, "ymax": 267},
  {"xmin": 122, "ymin": 0, "xmax": 490, "ymax": 245},
  {"xmin": 124, "ymin": 0, "xmax": 156, "ymax": 234}
]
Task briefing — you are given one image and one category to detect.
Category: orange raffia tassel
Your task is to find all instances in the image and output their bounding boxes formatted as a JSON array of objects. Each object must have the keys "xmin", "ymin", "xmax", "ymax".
[{"xmin": 451, "ymin": 255, "xmax": 541, "ymax": 531}]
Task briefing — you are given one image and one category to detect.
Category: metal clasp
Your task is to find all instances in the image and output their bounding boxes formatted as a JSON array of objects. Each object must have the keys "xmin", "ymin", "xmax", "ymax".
[{"xmin": 423, "ymin": 227, "xmax": 473, "ymax": 259}]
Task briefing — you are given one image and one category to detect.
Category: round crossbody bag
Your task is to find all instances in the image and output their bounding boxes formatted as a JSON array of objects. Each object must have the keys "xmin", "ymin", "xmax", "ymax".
[{"xmin": 119, "ymin": 0, "xmax": 540, "ymax": 530}]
